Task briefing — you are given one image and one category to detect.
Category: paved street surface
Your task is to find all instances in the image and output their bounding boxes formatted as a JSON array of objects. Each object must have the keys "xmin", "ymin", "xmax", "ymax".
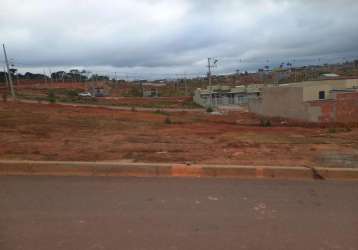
[{"xmin": 0, "ymin": 177, "xmax": 357, "ymax": 250}]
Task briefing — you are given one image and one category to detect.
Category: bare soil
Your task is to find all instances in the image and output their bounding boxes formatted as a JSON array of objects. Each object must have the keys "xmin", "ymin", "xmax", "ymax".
[
  {"xmin": 1, "ymin": 102, "xmax": 357, "ymax": 167},
  {"xmin": 9, "ymin": 83, "xmax": 198, "ymax": 109}
]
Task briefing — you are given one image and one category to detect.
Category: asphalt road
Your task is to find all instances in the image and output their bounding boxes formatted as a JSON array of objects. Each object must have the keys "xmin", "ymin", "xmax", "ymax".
[{"xmin": 0, "ymin": 177, "xmax": 357, "ymax": 250}]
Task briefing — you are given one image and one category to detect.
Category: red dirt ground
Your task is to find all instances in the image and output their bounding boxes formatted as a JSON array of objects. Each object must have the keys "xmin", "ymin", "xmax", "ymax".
[
  {"xmin": 101, "ymin": 96, "xmax": 195, "ymax": 108},
  {"xmin": 0, "ymin": 102, "xmax": 357, "ymax": 167},
  {"xmin": 4, "ymin": 83, "xmax": 198, "ymax": 109}
]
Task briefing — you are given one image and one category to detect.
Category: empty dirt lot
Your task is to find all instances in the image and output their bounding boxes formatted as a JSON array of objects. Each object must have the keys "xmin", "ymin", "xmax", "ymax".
[
  {"xmin": 0, "ymin": 102, "xmax": 357, "ymax": 167},
  {"xmin": 10, "ymin": 83, "xmax": 199, "ymax": 109}
]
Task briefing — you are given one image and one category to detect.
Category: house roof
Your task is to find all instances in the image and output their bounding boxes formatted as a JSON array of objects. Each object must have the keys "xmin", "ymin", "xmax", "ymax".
[
  {"xmin": 196, "ymin": 84, "xmax": 263, "ymax": 95},
  {"xmin": 278, "ymin": 78, "xmax": 358, "ymax": 88}
]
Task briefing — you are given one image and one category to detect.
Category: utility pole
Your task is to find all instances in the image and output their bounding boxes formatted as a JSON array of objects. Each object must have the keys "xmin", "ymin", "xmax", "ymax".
[
  {"xmin": 3, "ymin": 66, "xmax": 9, "ymax": 88},
  {"xmin": 183, "ymin": 73, "xmax": 188, "ymax": 96},
  {"xmin": 43, "ymin": 69, "xmax": 48, "ymax": 85},
  {"xmin": 207, "ymin": 58, "xmax": 212, "ymax": 88},
  {"xmin": 207, "ymin": 58, "xmax": 218, "ymax": 87},
  {"xmin": 207, "ymin": 58, "xmax": 218, "ymax": 107},
  {"xmin": 140, "ymin": 81, "xmax": 144, "ymax": 97},
  {"xmin": 2, "ymin": 44, "xmax": 15, "ymax": 98},
  {"xmin": 235, "ymin": 69, "xmax": 240, "ymax": 85}
]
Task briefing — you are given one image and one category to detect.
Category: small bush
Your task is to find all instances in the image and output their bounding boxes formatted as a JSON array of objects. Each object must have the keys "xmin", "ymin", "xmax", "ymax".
[
  {"xmin": 35, "ymin": 97, "xmax": 43, "ymax": 104},
  {"xmin": 154, "ymin": 109, "xmax": 169, "ymax": 116},
  {"xmin": 328, "ymin": 127, "xmax": 336, "ymax": 133},
  {"xmin": 260, "ymin": 119, "xmax": 272, "ymax": 127},
  {"xmin": 344, "ymin": 127, "xmax": 352, "ymax": 132},
  {"xmin": 131, "ymin": 107, "xmax": 136, "ymax": 112},
  {"xmin": 47, "ymin": 90, "xmax": 56, "ymax": 104},
  {"xmin": 164, "ymin": 116, "xmax": 172, "ymax": 124},
  {"xmin": 206, "ymin": 107, "xmax": 213, "ymax": 113},
  {"xmin": 328, "ymin": 127, "xmax": 352, "ymax": 133},
  {"xmin": 65, "ymin": 89, "xmax": 80, "ymax": 99}
]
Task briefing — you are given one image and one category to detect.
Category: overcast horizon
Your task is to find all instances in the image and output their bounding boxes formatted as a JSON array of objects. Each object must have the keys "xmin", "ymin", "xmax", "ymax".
[{"xmin": 1, "ymin": 0, "xmax": 358, "ymax": 78}]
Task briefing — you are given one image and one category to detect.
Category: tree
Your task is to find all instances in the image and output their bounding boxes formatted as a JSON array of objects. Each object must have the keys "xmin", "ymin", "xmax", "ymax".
[
  {"xmin": 89, "ymin": 74, "xmax": 109, "ymax": 81},
  {"xmin": 51, "ymin": 71, "xmax": 66, "ymax": 81},
  {"xmin": 69, "ymin": 69, "xmax": 80, "ymax": 74},
  {"xmin": 0, "ymin": 72, "xmax": 9, "ymax": 84},
  {"xmin": 354, "ymin": 60, "xmax": 358, "ymax": 68},
  {"xmin": 22, "ymin": 72, "xmax": 48, "ymax": 80}
]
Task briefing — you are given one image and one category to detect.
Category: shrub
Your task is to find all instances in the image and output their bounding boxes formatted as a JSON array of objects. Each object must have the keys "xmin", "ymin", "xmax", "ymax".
[
  {"xmin": 328, "ymin": 127, "xmax": 336, "ymax": 133},
  {"xmin": 65, "ymin": 89, "xmax": 80, "ymax": 98},
  {"xmin": 35, "ymin": 97, "xmax": 43, "ymax": 104},
  {"xmin": 260, "ymin": 119, "xmax": 272, "ymax": 127},
  {"xmin": 344, "ymin": 127, "xmax": 352, "ymax": 132},
  {"xmin": 328, "ymin": 127, "xmax": 351, "ymax": 133},
  {"xmin": 164, "ymin": 116, "xmax": 172, "ymax": 124},
  {"xmin": 154, "ymin": 109, "xmax": 169, "ymax": 116},
  {"xmin": 47, "ymin": 90, "xmax": 56, "ymax": 104},
  {"xmin": 206, "ymin": 107, "xmax": 213, "ymax": 113},
  {"xmin": 131, "ymin": 107, "xmax": 136, "ymax": 112}
]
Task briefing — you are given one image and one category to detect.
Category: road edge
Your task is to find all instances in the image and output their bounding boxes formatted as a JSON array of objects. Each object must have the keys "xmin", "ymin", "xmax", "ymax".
[{"xmin": 0, "ymin": 160, "xmax": 357, "ymax": 180}]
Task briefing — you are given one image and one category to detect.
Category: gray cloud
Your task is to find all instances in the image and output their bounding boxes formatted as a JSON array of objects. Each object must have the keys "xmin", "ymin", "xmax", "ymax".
[{"xmin": 1, "ymin": 0, "xmax": 358, "ymax": 76}]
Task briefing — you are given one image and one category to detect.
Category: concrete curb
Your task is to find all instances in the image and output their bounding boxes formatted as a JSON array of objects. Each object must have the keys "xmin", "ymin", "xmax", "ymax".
[{"xmin": 0, "ymin": 160, "xmax": 357, "ymax": 180}]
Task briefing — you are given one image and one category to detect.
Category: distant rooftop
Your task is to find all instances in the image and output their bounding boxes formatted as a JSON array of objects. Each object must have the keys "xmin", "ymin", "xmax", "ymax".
[
  {"xmin": 321, "ymin": 73, "xmax": 340, "ymax": 77},
  {"xmin": 278, "ymin": 78, "xmax": 358, "ymax": 88}
]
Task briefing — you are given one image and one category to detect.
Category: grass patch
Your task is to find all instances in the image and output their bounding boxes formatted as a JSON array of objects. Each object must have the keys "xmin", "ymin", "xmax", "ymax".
[
  {"xmin": 164, "ymin": 116, "xmax": 172, "ymax": 124},
  {"xmin": 47, "ymin": 90, "xmax": 57, "ymax": 103},
  {"xmin": 153, "ymin": 109, "xmax": 169, "ymax": 116},
  {"xmin": 328, "ymin": 127, "xmax": 352, "ymax": 134},
  {"xmin": 260, "ymin": 119, "xmax": 272, "ymax": 127}
]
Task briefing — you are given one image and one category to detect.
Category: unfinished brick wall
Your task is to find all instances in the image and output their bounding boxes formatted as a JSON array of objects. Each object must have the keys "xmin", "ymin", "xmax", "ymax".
[
  {"xmin": 307, "ymin": 92, "xmax": 358, "ymax": 123},
  {"xmin": 335, "ymin": 92, "xmax": 358, "ymax": 123},
  {"xmin": 308, "ymin": 100, "xmax": 335, "ymax": 122}
]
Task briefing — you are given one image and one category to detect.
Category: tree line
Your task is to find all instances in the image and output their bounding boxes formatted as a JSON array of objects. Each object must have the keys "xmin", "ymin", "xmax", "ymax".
[{"xmin": 0, "ymin": 69, "xmax": 109, "ymax": 84}]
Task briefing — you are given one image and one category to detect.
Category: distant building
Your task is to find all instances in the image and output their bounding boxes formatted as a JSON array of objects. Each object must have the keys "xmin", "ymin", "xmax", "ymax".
[
  {"xmin": 249, "ymin": 79, "xmax": 358, "ymax": 123},
  {"xmin": 194, "ymin": 84, "xmax": 263, "ymax": 108},
  {"xmin": 320, "ymin": 73, "xmax": 340, "ymax": 78},
  {"xmin": 143, "ymin": 88, "xmax": 159, "ymax": 97},
  {"xmin": 87, "ymin": 82, "xmax": 111, "ymax": 97},
  {"xmin": 141, "ymin": 82, "xmax": 163, "ymax": 97}
]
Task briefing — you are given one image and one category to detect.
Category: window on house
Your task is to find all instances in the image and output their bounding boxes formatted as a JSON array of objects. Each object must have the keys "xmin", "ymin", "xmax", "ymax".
[
  {"xmin": 319, "ymin": 91, "xmax": 325, "ymax": 100},
  {"xmin": 229, "ymin": 94, "xmax": 234, "ymax": 104}
]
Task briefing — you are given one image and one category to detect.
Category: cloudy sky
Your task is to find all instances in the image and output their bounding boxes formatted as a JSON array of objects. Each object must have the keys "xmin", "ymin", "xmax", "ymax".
[{"xmin": 1, "ymin": 0, "xmax": 358, "ymax": 78}]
